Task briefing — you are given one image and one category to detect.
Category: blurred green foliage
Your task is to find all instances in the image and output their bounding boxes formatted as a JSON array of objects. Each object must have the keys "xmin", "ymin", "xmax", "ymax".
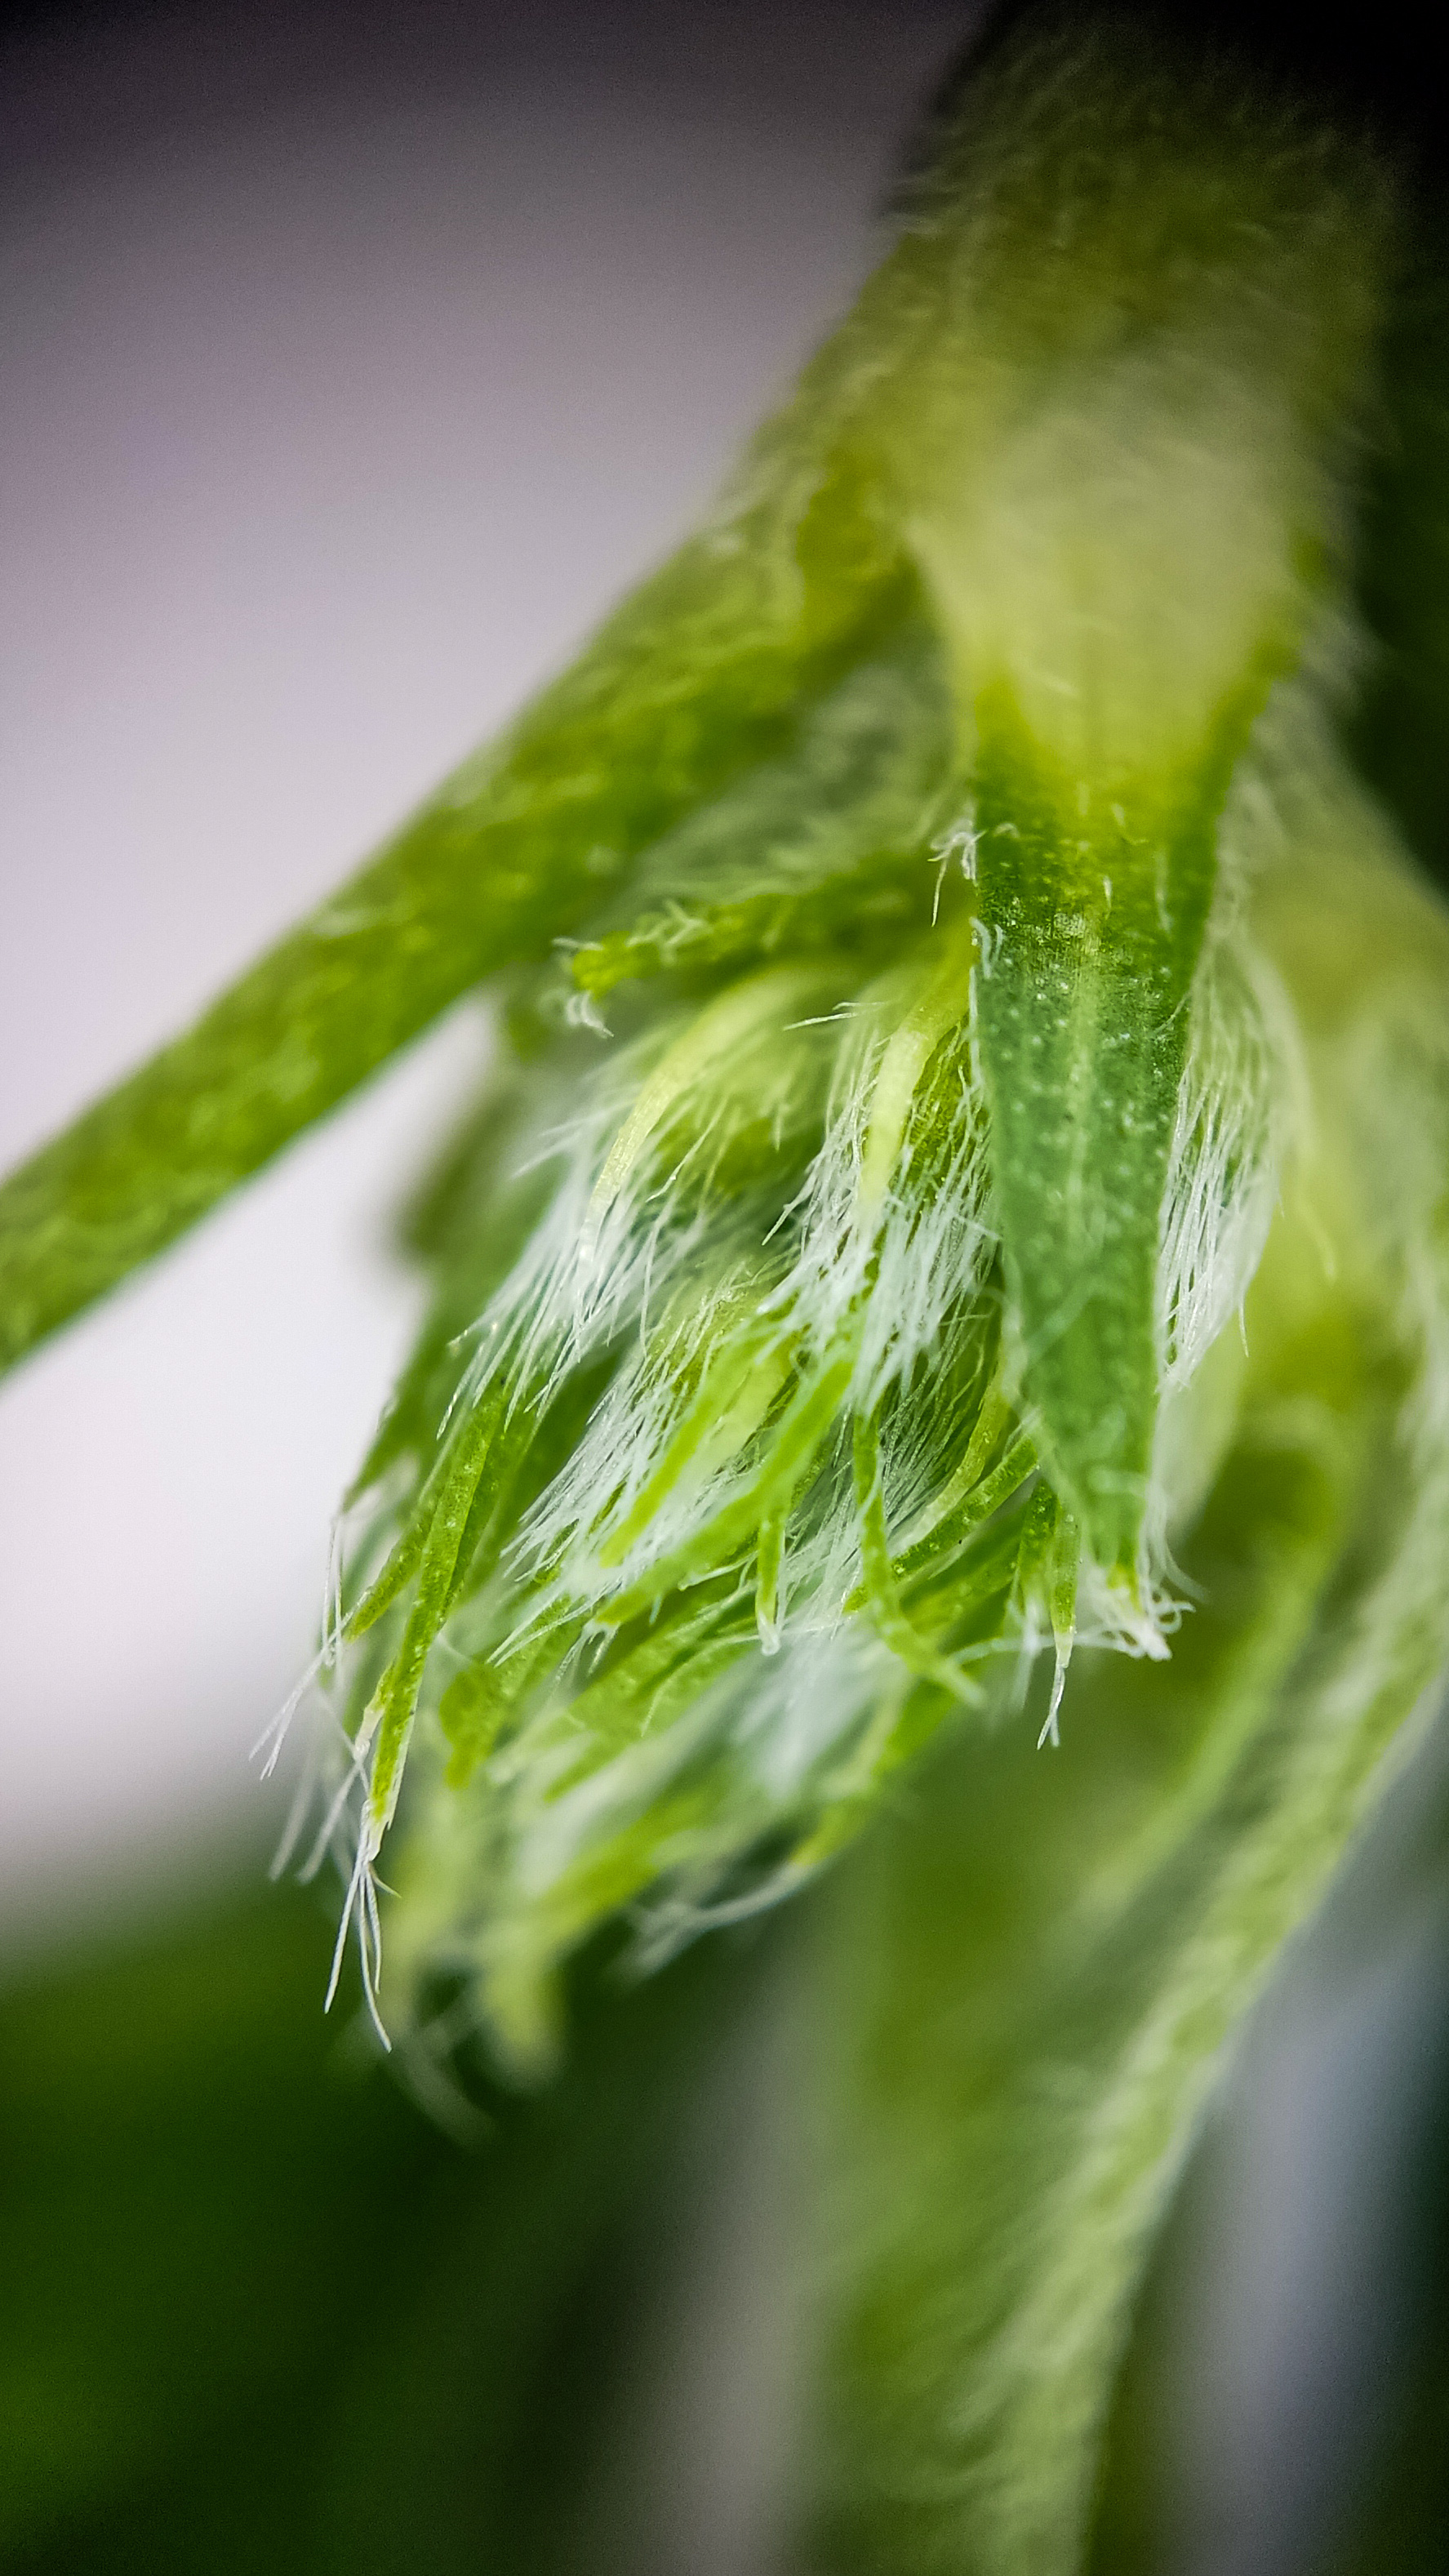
[{"xmin": 0, "ymin": 1873, "xmax": 766, "ymax": 2574}]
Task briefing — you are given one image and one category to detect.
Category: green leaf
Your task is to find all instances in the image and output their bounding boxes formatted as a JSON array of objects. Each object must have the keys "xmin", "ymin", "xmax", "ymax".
[{"xmin": 968, "ymin": 679, "xmax": 1259, "ymax": 1583}]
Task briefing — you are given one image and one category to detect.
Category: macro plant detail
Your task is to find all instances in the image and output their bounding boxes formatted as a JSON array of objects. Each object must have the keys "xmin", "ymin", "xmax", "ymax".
[{"xmin": 6, "ymin": 6, "xmax": 1449, "ymax": 2569}]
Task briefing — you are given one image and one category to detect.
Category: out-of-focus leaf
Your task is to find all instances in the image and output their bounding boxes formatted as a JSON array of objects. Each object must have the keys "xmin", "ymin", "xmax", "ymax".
[{"xmin": 0, "ymin": 1871, "xmax": 765, "ymax": 2574}]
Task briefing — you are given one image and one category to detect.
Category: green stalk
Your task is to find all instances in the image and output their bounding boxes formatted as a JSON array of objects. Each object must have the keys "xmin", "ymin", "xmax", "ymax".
[
  {"xmin": 809, "ymin": 1260, "xmax": 1449, "ymax": 2572},
  {"xmin": 0, "ymin": 500, "xmax": 908, "ymax": 1373}
]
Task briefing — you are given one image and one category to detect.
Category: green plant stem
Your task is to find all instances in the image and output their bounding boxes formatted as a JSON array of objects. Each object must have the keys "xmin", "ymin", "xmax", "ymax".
[
  {"xmin": 808, "ymin": 1287, "xmax": 1449, "ymax": 2574},
  {"xmin": 0, "ymin": 514, "xmax": 903, "ymax": 1377}
]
